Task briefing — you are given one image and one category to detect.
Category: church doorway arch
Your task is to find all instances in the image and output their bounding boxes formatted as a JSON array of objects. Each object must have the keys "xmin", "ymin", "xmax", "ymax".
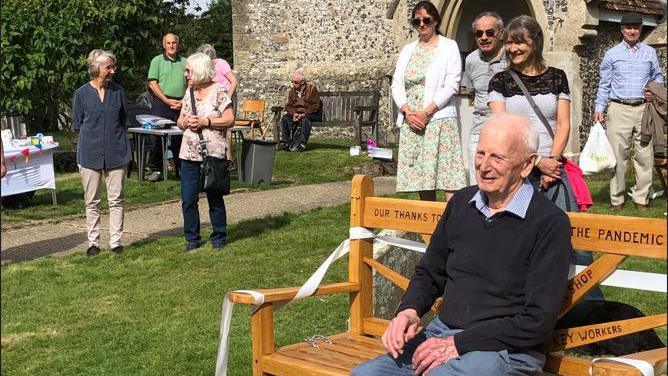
[
  {"xmin": 436, "ymin": 0, "xmax": 534, "ymax": 178},
  {"xmin": 439, "ymin": 0, "xmax": 533, "ymax": 57}
]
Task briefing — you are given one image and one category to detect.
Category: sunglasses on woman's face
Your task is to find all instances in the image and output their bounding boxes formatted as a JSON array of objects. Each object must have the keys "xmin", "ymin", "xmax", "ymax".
[
  {"xmin": 411, "ymin": 17, "xmax": 432, "ymax": 27},
  {"xmin": 475, "ymin": 29, "xmax": 497, "ymax": 38}
]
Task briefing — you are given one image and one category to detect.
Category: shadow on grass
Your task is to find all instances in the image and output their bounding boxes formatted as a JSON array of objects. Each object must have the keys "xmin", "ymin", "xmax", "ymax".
[
  {"xmin": 305, "ymin": 142, "xmax": 351, "ymax": 151},
  {"xmin": 44, "ymin": 188, "xmax": 83, "ymax": 205},
  {"xmin": 590, "ymin": 179, "xmax": 611, "ymax": 204},
  {"xmin": 127, "ymin": 212, "xmax": 294, "ymax": 249},
  {"xmin": 2, "ymin": 204, "xmax": 294, "ymax": 265},
  {"xmin": 228, "ymin": 212, "xmax": 293, "ymax": 243},
  {"xmin": 1, "ymin": 231, "xmax": 87, "ymax": 264}
]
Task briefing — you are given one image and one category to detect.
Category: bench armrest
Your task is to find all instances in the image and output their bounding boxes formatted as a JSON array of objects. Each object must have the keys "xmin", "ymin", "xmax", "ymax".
[
  {"xmin": 270, "ymin": 106, "xmax": 284, "ymax": 114},
  {"xmin": 352, "ymin": 105, "xmax": 379, "ymax": 113},
  {"xmin": 228, "ymin": 282, "xmax": 359, "ymax": 305}
]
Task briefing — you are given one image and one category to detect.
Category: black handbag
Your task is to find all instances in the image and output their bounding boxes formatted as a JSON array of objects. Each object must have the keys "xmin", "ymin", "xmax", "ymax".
[
  {"xmin": 189, "ymin": 88, "xmax": 231, "ymax": 195},
  {"xmin": 200, "ymin": 154, "xmax": 230, "ymax": 195}
]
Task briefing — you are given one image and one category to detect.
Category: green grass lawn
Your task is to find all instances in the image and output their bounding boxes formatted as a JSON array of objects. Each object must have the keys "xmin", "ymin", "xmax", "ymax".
[
  {"xmin": 1, "ymin": 142, "xmax": 666, "ymax": 375},
  {"xmin": 1, "ymin": 206, "xmax": 352, "ymax": 375},
  {"xmin": 584, "ymin": 171, "xmax": 667, "ymax": 218},
  {"xmin": 1, "ymin": 201, "xmax": 666, "ymax": 375},
  {"xmin": 1, "ymin": 137, "xmax": 376, "ymax": 226}
]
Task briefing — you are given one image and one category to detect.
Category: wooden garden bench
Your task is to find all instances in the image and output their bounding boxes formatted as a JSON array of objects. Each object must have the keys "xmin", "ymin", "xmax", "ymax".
[
  {"xmin": 225, "ymin": 175, "xmax": 666, "ymax": 376},
  {"xmin": 270, "ymin": 90, "xmax": 380, "ymax": 147}
]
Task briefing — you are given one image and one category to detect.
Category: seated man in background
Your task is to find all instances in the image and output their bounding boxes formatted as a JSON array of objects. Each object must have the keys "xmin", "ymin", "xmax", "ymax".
[
  {"xmin": 280, "ymin": 71, "xmax": 320, "ymax": 152},
  {"xmin": 352, "ymin": 113, "xmax": 572, "ymax": 376}
]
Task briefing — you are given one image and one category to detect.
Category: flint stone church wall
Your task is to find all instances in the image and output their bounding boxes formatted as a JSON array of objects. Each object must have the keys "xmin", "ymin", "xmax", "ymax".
[{"xmin": 231, "ymin": 0, "xmax": 410, "ymax": 142}]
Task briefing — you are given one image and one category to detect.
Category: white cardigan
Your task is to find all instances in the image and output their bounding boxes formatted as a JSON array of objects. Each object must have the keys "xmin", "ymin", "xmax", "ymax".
[{"xmin": 391, "ymin": 35, "xmax": 461, "ymax": 127}]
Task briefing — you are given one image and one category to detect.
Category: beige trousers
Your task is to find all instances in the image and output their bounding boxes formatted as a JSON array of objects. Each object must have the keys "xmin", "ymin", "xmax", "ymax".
[
  {"xmin": 606, "ymin": 102, "xmax": 654, "ymax": 205},
  {"xmin": 80, "ymin": 165, "xmax": 127, "ymax": 248}
]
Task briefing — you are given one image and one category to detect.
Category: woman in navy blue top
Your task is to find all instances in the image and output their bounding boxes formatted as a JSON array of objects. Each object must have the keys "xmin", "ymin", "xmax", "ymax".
[{"xmin": 72, "ymin": 49, "xmax": 131, "ymax": 257}]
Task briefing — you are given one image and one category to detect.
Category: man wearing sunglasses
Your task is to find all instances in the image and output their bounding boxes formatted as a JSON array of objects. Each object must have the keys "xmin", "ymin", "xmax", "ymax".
[
  {"xmin": 463, "ymin": 12, "xmax": 507, "ymax": 185},
  {"xmin": 279, "ymin": 71, "xmax": 321, "ymax": 152}
]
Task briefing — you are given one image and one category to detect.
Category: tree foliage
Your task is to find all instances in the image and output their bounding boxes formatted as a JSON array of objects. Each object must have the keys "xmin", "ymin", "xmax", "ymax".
[
  {"xmin": 201, "ymin": 0, "xmax": 234, "ymax": 63},
  {"xmin": 0, "ymin": 0, "xmax": 164, "ymax": 132},
  {"xmin": 162, "ymin": 0, "xmax": 234, "ymax": 63}
]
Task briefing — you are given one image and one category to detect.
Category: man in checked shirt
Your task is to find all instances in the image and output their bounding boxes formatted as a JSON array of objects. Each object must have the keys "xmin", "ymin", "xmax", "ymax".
[{"xmin": 594, "ymin": 12, "xmax": 664, "ymax": 211}]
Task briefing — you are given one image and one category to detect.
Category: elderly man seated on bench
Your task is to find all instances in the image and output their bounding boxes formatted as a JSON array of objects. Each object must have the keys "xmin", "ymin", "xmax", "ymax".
[
  {"xmin": 279, "ymin": 70, "xmax": 321, "ymax": 152},
  {"xmin": 352, "ymin": 113, "xmax": 572, "ymax": 376}
]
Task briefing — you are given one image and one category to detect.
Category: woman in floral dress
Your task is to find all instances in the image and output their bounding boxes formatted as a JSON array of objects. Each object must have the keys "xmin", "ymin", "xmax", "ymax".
[{"xmin": 391, "ymin": 1, "xmax": 466, "ymax": 201}]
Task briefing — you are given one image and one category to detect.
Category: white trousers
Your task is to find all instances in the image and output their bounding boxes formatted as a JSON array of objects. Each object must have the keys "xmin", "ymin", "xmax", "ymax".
[{"xmin": 80, "ymin": 165, "xmax": 127, "ymax": 248}]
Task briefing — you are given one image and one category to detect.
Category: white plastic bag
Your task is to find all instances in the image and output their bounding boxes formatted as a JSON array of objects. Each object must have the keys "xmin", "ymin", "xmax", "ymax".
[{"xmin": 579, "ymin": 122, "xmax": 616, "ymax": 175}]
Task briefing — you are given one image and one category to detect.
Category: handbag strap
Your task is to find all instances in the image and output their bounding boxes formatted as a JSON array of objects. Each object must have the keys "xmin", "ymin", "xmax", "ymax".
[
  {"xmin": 189, "ymin": 87, "xmax": 208, "ymax": 158},
  {"xmin": 508, "ymin": 69, "xmax": 555, "ymax": 140}
]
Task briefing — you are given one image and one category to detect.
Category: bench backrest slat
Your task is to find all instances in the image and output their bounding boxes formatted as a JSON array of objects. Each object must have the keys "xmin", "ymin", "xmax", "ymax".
[
  {"xmin": 568, "ymin": 212, "xmax": 666, "ymax": 259},
  {"xmin": 362, "ymin": 197, "xmax": 444, "ymax": 235},
  {"xmin": 359, "ymin": 195, "xmax": 666, "ymax": 260},
  {"xmin": 319, "ymin": 91, "xmax": 379, "ymax": 123}
]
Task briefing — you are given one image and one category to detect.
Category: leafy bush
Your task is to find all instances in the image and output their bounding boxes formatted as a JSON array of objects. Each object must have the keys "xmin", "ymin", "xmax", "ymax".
[
  {"xmin": 0, "ymin": 0, "xmax": 164, "ymax": 132},
  {"xmin": 53, "ymin": 150, "xmax": 77, "ymax": 173}
]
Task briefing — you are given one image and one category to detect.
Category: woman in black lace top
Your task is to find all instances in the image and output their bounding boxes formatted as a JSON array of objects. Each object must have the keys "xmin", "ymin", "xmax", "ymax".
[
  {"xmin": 488, "ymin": 15, "xmax": 571, "ymax": 194},
  {"xmin": 487, "ymin": 15, "xmax": 603, "ymax": 300}
]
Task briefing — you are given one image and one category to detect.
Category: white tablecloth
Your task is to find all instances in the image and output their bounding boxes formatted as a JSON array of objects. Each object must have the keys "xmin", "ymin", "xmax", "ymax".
[{"xmin": 2, "ymin": 143, "xmax": 58, "ymax": 197}]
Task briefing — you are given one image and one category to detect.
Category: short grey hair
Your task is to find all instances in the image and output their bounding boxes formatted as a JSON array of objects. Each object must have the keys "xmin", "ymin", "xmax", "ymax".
[
  {"xmin": 197, "ymin": 43, "xmax": 217, "ymax": 60},
  {"xmin": 292, "ymin": 70, "xmax": 305, "ymax": 81},
  {"xmin": 471, "ymin": 11, "xmax": 504, "ymax": 32},
  {"xmin": 485, "ymin": 113, "xmax": 538, "ymax": 155},
  {"xmin": 86, "ymin": 49, "xmax": 117, "ymax": 79},
  {"xmin": 522, "ymin": 120, "xmax": 539, "ymax": 154},
  {"xmin": 186, "ymin": 52, "xmax": 215, "ymax": 85},
  {"xmin": 162, "ymin": 33, "xmax": 180, "ymax": 44}
]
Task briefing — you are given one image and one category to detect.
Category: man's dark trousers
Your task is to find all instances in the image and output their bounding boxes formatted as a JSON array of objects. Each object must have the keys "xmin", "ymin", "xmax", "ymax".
[
  {"xmin": 280, "ymin": 113, "xmax": 318, "ymax": 147},
  {"xmin": 147, "ymin": 92, "xmax": 182, "ymax": 173}
]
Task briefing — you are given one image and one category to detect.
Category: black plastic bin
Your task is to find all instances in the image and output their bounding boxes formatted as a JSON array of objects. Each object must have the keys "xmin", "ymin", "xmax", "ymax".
[{"xmin": 241, "ymin": 140, "xmax": 277, "ymax": 184}]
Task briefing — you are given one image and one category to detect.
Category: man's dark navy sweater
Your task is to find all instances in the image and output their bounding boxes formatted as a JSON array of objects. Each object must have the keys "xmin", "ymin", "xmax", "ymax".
[{"xmin": 397, "ymin": 185, "xmax": 572, "ymax": 355}]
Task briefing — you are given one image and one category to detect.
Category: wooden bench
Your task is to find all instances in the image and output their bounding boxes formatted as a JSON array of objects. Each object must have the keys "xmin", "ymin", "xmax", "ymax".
[
  {"xmin": 228, "ymin": 175, "xmax": 666, "ymax": 376},
  {"xmin": 270, "ymin": 90, "xmax": 380, "ymax": 147}
]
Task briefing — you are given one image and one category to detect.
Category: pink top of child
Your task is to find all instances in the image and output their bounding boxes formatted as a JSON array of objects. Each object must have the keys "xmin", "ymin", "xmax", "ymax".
[{"xmin": 213, "ymin": 58, "xmax": 232, "ymax": 91}]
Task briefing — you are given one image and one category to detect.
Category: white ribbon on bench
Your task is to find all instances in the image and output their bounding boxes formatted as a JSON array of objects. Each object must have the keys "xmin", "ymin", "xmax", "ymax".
[
  {"xmin": 215, "ymin": 227, "xmax": 377, "ymax": 376},
  {"xmin": 280, "ymin": 227, "xmax": 429, "ymax": 308},
  {"xmin": 215, "ymin": 290, "xmax": 264, "ymax": 376},
  {"xmin": 569, "ymin": 265, "xmax": 667, "ymax": 293},
  {"xmin": 591, "ymin": 357, "xmax": 655, "ymax": 376}
]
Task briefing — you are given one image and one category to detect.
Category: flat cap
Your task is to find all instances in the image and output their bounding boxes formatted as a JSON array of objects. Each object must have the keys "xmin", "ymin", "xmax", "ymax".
[{"xmin": 620, "ymin": 13, "xmax": 643, "ymax": 25}]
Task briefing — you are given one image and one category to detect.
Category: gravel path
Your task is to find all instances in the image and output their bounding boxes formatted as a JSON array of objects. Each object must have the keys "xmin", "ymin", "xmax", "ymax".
[{"xmin": 1, "ymin": 177, "xmax": 396, "ymax": 264}]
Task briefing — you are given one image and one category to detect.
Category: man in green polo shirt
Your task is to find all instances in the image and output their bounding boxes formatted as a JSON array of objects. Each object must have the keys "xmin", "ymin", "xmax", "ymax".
[{"xmin": 146, "ymin": 33, "xmax": 186, "ymax": 181}]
